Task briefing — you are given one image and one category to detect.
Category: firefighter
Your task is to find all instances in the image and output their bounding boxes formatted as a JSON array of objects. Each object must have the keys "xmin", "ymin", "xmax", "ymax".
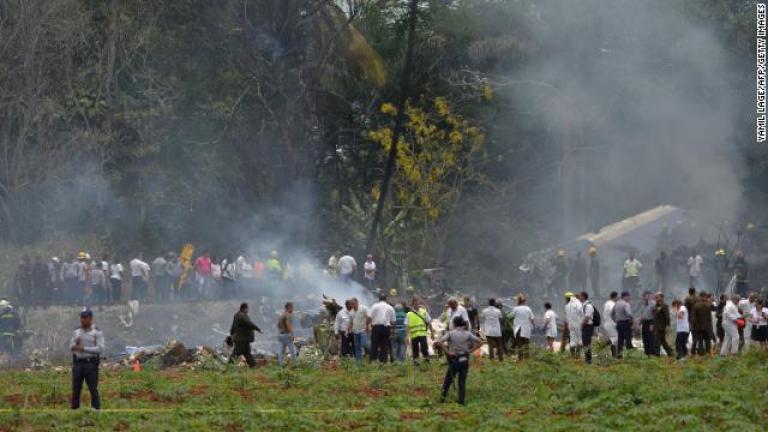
[
  {"xmin": 588, "ymin": 246, "xmax": 600, "ymax": 297},
  {"xmin": 733, "ymin": 251, "xmax": 749, "ymax": 298},
  {"xmin": 0, "ymin": 299, "xmax": 22, "ymax": 355},
  {"xmin": 714, "ymin": 249, "xmax": 730, "ymax": 298}
]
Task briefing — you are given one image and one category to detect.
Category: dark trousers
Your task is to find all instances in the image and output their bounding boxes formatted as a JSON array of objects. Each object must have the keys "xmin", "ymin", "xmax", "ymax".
[
  {"xmin": 487, "ymin": 336, "xmax": 504, "ymax": 361},
  {"xmin": 442, "ymin": 356, "xmax": 469, "ymax": 405},
  {"xmin": 641, "ymin": 320, "xmax": 655, "ymax": 355},
  {"xmin": 339, "ymin": 332, "xmax": 354, "ymax": 357},
  {"xmin": 675, "ymin": 331, "xmax": 688, "ymax": 359},
  {"xmin": 515, "ymin": 331, "xmax": 529, "ymax": 360},
  {"xmin": 132, "ymin": 277, "xmax": 146, "ymax": 301},
  {"xmin": 231, "ymin": 341, "xmax": 255, "ymax": 367},
  {"xmin": 654, "ymin": 329, "xmax": 673, "ymax": 357},
  {"xmin": 110, "ymin": 279, "xmax": 122, "ymax": 303},
  {"xmin": 616, "ymin": 320, "xmax": 632, "ymax": 358},
  {"xmin": 370, "ymin": 325, "xmax": 390, "ymax": 363},
  {"xmin": 692, "ymin": 330, "xmax": 711, "ymax": 356},
  {"xmin": 72, "ymin": 360, "xmax": 100, "ymax": 409},
  {"xmin": 582, "ymin": 325, "xmax": 594, "ymax": 364},
  {"xmin": 411, "ymin": 336, "xmax": 429, "ymax": 362}
]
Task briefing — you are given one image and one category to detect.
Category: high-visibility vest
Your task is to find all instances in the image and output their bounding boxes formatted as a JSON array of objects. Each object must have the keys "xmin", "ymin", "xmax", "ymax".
[{"xmin": 406, "ymin": 308, "xmax": 429, "ymax": 338}]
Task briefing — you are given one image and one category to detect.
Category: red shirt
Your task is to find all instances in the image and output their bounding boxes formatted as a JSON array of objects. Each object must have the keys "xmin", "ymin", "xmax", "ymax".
[
  {"xmin": 194, "ymin": 256, "xmax": 212, "ymax": 275},
  {"xmin": 254, "ymin": 261, "xmax": 265, "ymax": 280}
]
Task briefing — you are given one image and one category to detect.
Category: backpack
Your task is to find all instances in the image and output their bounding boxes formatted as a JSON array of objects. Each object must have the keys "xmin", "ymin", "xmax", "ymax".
[{"xmin": 585, "ymin": 302, "xmax": 601, "ymax": 327}]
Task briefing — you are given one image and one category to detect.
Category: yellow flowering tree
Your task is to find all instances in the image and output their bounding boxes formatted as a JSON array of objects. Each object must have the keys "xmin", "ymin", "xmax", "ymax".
[{"xmin": 366, "ymin": 96, "xmax": 486, "ymax": 260}]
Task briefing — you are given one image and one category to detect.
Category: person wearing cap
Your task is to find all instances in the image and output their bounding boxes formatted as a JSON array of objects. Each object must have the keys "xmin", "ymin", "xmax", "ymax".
[
  {"xmin": 612, "ymin": 292, "xmax": 634, "ymax": 358},
  {"xmin": 70, "ymin": 309, "xmax": 104, "ymax": 410},
  {"xmin": 559, "ymin": 292, "xmax": 574, "ymax": 353},
  {"xmin": 439, "ymin": 316, "xmax": 482, "ymax": 405}
]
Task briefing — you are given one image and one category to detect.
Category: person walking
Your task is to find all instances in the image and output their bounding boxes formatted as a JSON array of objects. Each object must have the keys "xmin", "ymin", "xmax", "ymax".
[
  {"xmin": 351, "ymin": 298, "xmax": 371, "ymax": 364},
  {"xmin": 672, "ymin": 299, "xmax": 690, "ymax": 359},
  {"xmin": 439, "ymin": 316, "xmax": 482, "ymax": 405},
  {"xmin": 229, "ymin": 302, "xmax": 262, "ymax": 368},
  {"xmin": 391, "ymin": 303, "xmax": 408, "ymax": 363},
  {"xmin": 720, "ymin": 295, "xmax": 741, "ymax": 356},
  {"xmin": 511, "ymin": 294, "xmax": 534, "ymax": 360},
  {"xmin": 564, "ymin": 292, "xmax": 583, "ymax": 357},
  {"xmin": 543, "ymin": 302, "xmax": 558, "ymax": 352},
  {"xmin": 70, "ymin": 309, "xmax": 104, "ymax": 410},
  {"xmin": 334, "ymin": 300, "xmax": 354, "ymax": 357},
  {"xmin": 639, "ymin": 291, "xmax": 656, "ymax": 356},
  {"xmin": 481, "ymin": 299, "xmax": 504, "ymax": 360},
  {"xmin": 691, "ymin": 292, "xmax": 713, "ymax": 356},
  {"xmin": 369, "ymin": 294, "xmax": 395, "ymax": 363},
  {"xmin": 602, "ymin": 292, "xmax": 619, "ymax": 358},
  {"xmin": 612, "ymin": 292, "xmax": 634, "ymax": 358},
  {"xmin": 652, "ymin": 292, "xmax": 673, "ymax": 357},
  {"xmin": 277, "ymin": 302, "xmax": 297, "ymax": 366},
  {"xmin": 580, "ymin": 292, "xmax": 596, "ymax": 364}
]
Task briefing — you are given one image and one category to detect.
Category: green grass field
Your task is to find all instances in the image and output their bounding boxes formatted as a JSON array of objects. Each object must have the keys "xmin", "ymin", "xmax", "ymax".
[{"xmin": 1, "ymin": 349, "xmax": 767, "ymax": 431}]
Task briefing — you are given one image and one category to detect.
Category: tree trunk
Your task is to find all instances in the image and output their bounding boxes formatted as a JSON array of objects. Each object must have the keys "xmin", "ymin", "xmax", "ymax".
[{"xmin": 365, "ymin": 0, "xmax": 419, "ymax": 255}]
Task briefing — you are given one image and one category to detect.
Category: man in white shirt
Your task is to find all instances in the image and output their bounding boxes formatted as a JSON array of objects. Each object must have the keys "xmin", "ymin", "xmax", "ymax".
[
  {"xmin": 543, "ymin": 303, "xmax": 558, "ymax": 351},
  {"xmin": 351, "ymin": 298, "xmax": 371, "ymax": 363},
  {"xmin": 687, "ymin": 252, "xmax": 704, "ymax": 288},
  {"xmin": 622, "ymin": 252, "xmax": 642, "ymax": 296},
  {"xmin": 580, "ymin": 291, "xmax": 596, "ymax": 364},
  {"xmin": 720, "ymin": 295, "xmax": 741, "ymax": 356},
  {"xmin": 672, "ymin": 299, "xmax": 690, "ymax": 359},
  {"xmin": 129, "ymin": 255, "xmax": 150, "ymax": 302},
  {"xmin": 334, "ymin": 300, "xmax": 354, "ymax": 357},
  {"xmin": 109, "ymin": 260, "xmax": 124, "ymax": 304},
  {"xmin": 480, "ymin": 299, "xmax": 504, "ymax": 361},
  {"xmin": 738, "ymin": 295, "xmax": 753, "ymax": 350},
  {"xmin": 445, "ymin": 297, "xmax": 471, "ymax": 332},
  {"xmin": 363, "ymin": 255, "xmax": 376, "ymax": 291},
  {"xmin": 338, "ymin": 254, "xmax": 357, "ymax": 284},
  {"xmin": 369, "ymin": 294, "xmax": 395, "ymax": 363},
  {"xmin": 602, "ymin": 291, "xmax": 619, "ymax": 358},
  {"xmin": 565, "ymin": 293, "xmax": 584, "ymax": 356},
  {"xmin": 510, "ymin": 294, "xmax": 534, "ymax": 360}
]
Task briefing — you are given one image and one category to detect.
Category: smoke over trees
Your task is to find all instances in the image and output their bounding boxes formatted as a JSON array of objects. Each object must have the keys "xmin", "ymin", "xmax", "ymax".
[{"xmin": 0, "ymin": 0, "xmax": 762, "ymax": 289}]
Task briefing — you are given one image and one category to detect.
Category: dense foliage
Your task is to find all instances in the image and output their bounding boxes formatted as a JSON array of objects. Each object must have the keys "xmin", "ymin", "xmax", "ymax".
[{"xmin": 0, "ymin": 0, "xmax": 762, "ymax": 289}]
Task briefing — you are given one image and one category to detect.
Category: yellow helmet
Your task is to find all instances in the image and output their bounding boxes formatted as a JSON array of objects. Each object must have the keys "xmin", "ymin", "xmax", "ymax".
[
  {"xmin": 715, "ymin": 249, "xmax": 726, "ymax": 256},
  {"xmin": 389, "ymin": 288, "xmax": 398, "ymax": 297},
  {"xmin": 564, "ymin": 291, "xmax": 574, "ymax": 298},
  {"xmin": 588, "ymin": 246, "xmax": 597, "ymax": 256},
  {"xmin": 78, "ymin": 251, "xmax": 87, "ymax": 260},
  {"xmin": 556, "ymin": 249, "xmax": 566, "ymax": 257}
]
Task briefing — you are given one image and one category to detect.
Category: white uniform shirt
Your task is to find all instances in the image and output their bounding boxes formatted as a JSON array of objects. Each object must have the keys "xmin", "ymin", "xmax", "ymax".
[
  {"xmin": 69, "ymin": 326, "xmax": 105, "ymax": 360},
  {"xmin": 447, "ymin": 306, "xmax": 471, "ymax": 331},
  {"xmin": 749, "ymin": 307, "xmax": 768, "ymax": 326},
  {"xmin": 565, "ymin": 297, "xmax": 584, "ymax": 326},
  {"xmin": 334, "ymin": 309, "xmax": 353, "ymax": 334},
  {"xmin": 511, "ymin": 305, "xmax": 534, "ymax": 338},
  {"xmin": 676, "ymin": 306, "xmax": 690, "ymax": 333},
  {"xmin": 338, "ymin": 256, "xmax": 357, "ymax": 276},
  {"xmin": 369, "ymin": 301, "xmax": 395, "ymax": 326},
  {"xmin": 722, "ymin": 301, "xmax": 740, "ymax": 329},
  {"xmin": 480, "ymin": 306, "xmax": 502, "ymax": 337},
  {"xmin": 687, "ymin": 255, "xmax": 703, "ymax": 277},
  {"xmin": 364, "ymin": 261, "xmax": 376, "ymax": 280},
  {"xmin": 544, "ymin": 309, "xmax": 558, "ymax": 338},
  {"xmin": 110, "ymin": 263, "xmax": 123, "ymax": 281},
  {"xmin": 129, "ymin": 259, "xmax": 150, "ymax": 280}
]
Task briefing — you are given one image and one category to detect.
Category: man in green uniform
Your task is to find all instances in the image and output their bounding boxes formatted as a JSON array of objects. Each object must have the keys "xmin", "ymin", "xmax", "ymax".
[
  {"xmin": 229, "ymin": 302, "xmax": 262, "ymax": 367},
  {"xmin": 652, "ymin": 292, "xmax": 673, "ymax": 357}
]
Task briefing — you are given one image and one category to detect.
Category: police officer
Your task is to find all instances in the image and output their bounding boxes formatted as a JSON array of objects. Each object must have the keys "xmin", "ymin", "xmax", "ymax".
[
  {"xmin": 0, "ymin": 299, "xmax": 22, "ymax": 354},
  {"xmin": 439, "ymin": 316, "xmax": 482, "ymax": 405},
  {"xmin": 70, "ymin": 309, "xmax": 104, "ymax": 410}
]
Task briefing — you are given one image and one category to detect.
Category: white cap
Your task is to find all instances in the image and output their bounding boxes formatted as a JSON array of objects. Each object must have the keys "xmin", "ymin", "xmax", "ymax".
[
  {"xmin": 52, "ymin": 257, "xmax": 60, "ymax": 263},
  {"xmin": 0, "ymin": 300, "xmax": 9, "ymax": 308}
]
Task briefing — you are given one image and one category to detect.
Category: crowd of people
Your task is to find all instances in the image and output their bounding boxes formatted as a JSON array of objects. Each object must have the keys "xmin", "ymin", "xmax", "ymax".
[{"xmin": 8, "ymin": 250, "xmax": 375, "ymax": 308}]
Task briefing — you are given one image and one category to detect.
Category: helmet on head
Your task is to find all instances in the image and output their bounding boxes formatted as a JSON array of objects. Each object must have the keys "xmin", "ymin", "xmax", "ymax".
[
  {"xmin": 389, "ymin": 288, "xmax": 398, "ymax": 297},
  {"xmin": 564, "ymin": 291, "xmax": 574, "ymax": 299},
  {"xmin": 588, "ymin": 246, "xmax": 597, "ymax": 256},
  {"xmin": 556, "ymin": 249, "xmax": 566, "ymax": 257},
  {"xmin": 715, "ymin": 249, "xmax": 726, "ymax": 256},
  {"xmin": 270, "ymin": 250, "xmax": 278, "ymax": 258},
  {"xmin": 78, "ymin": 251, "xmax": 87, "ymax": 260},
  {"xmin": 0, "ymin": 299, "xmax": 9, "ymax": 308}
]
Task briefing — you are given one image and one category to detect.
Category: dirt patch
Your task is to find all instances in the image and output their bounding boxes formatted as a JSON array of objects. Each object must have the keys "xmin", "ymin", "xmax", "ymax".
[
  {"xmin": 400, "ymin": 411, "xmax": 425, "ymax": 420},
  {"xmin": 188, "ymin": 385, "xmax": 209, "ymax": 396},
  {"xmin": 233, "ymin": 388, "xmax": 254, "ymax": 402},
  {"xmin": 113, "ymin": 420, "xmax": 130, "ymax": 431},
  {"xmin": 361, "ymin": 387, "xmax": 387, "ymax": 398},
  {"xmin": 3, "ymin": 394, "xmax": 24, "ymax": 406}
]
